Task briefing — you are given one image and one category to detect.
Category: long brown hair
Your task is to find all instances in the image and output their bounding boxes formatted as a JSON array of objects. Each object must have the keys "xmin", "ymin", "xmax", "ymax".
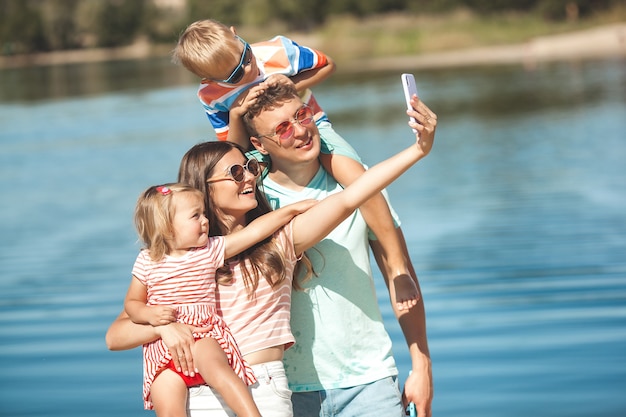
[{"xmin": 178, "ymin": 141, "xmax": 311, "ymax": 294}]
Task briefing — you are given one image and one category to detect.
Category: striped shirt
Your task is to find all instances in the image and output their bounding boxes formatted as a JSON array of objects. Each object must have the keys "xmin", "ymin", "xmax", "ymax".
[
  {"xmin": 217, "ymin": 221, "xmax": 298, "ymax": 356},
  {"xmin": 133, "ymin": 236, "xmax": 225, "ymax": 307},
  {"xmin": 131, "ymin": 236, "xmax": 255, "ymax": 409},
  {"xmin": 197, "ymin": 35, "xmax": 331, "ymax": 141}
]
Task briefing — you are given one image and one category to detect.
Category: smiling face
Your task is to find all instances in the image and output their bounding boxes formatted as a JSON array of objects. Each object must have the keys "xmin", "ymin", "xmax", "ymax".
[
  {"xmin": 249, "ymin": 96, "xmax": 321, "ymax": 169},
  {"xmin": 207, "ymin": 148, "xmax": 260, "ymax": 224}
]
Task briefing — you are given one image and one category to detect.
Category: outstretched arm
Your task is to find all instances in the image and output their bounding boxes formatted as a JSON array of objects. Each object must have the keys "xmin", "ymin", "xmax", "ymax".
[
  {"xmin": 224, "ymin": 199, "xmax": 317, "ymax": 258},
  {"xmin": 292, "ymin": 96, "xmax": 437, "ymax": 254}
]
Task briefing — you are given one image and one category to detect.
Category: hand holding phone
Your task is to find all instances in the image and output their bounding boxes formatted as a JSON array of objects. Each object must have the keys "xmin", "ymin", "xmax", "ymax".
[
  {"xmin": 401, "ymin": 73, "xmax": 419, "ymax": 134},
  {"xmin": 406, "ymin": 402, "xmax": 417, "ymax": 417}
]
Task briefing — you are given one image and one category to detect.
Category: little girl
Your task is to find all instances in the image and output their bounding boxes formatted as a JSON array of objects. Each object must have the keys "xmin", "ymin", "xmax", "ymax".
[{"xmin": 124, "ymin": 181, "xmax": 314, "ymax": 417}]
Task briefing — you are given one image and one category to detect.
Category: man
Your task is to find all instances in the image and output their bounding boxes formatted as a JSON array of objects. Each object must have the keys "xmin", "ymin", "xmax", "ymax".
[{"xmin": 242, "ymin": 81, "xmax": 435, "ymax": 417}]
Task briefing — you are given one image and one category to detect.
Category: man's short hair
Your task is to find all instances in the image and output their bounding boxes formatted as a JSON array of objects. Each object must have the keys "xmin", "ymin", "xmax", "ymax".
[{"xmin": 243, "ymin": 82, "xmax": 300, "ymax": 137}]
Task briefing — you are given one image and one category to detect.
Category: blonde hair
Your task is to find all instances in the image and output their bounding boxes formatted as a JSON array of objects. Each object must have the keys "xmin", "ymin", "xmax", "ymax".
[
  {"xmin": 172, "ymin": 19, "xmax": 243, "ymax": 80},
  {"xmin": 134, "ymin": 183, "xmax": 204, "ymax": 262}
]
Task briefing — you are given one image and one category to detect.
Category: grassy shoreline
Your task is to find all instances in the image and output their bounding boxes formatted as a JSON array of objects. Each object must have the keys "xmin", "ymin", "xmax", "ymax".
[
  {"xmin": 298, "ymin": 6, "xmax": 626, "ymax": 60},
  {"xmin": 1, "ymin": 8, "xmax": 625, "ymax": 72}
]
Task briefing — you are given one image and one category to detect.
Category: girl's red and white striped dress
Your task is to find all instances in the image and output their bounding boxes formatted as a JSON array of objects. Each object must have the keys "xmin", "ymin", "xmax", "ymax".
[{"xmin": 131, "ymin": 237, "xmax": 256, "ymax": 410}]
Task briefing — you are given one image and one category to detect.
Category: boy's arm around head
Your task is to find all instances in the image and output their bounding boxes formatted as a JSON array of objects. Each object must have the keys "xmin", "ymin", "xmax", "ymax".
[
  {"xmin": 292, "ymin": 96, "xmax": 436, "ymax": 254},
  {"xmin": 289, "ymin": 53, "xmax": 336, "ymax": 92},
  {"xmin": 226, "ymin": 62, "xmax": 334, "ymax": 149},
  {"xmin": 227, "ymin": 83, "xmax": 261, "ymax": 149},
  {"xmin": 223, "ymin": 199, "xmax": 318, "ymax": 259},
  {"xmin": 225, "ymin": 118, "xmax": 253, "ymax": 150},
  {"xmin": 225, "ymin": 41, "xmax": 336, "ymax": 148}
]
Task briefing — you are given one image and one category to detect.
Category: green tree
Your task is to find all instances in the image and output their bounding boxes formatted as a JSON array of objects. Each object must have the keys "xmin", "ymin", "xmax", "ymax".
[
  {"xmin": 96, "ymin": 0, "xmax": 147, "ymax": 47},
  {"xmin": 39, "ymin": 0, "xmax": 81, "ymax": 50},
  {"xmin": 0, "ymin": 0, "xmax": 46, "ymax": 53},
  {"xmin": 535, "ymin": 0, "xmax": 616, "ymax": 20},
  {"xmin": 187, "ymin": 0, "xmax": 243, "ymax": 25}
]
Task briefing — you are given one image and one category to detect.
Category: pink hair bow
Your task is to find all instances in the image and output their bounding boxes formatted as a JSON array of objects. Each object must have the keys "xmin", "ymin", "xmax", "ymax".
[{"xmin": 156, "ymin": 186, "xmax": 171, "ymax": 195}]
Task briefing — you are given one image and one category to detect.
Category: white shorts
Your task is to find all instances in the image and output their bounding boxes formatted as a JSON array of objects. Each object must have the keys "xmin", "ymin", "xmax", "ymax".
[{"xmin": 187, "ymin": 360, "xmax": 292, "ymax": 417}]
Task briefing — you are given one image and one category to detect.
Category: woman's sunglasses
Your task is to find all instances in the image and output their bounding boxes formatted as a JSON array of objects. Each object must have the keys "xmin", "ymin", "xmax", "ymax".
[
  {"xmin": 258, "ymin": 105, "xmax": 315, "ymax": 145},
  {"xmin": 211, "ymin": 37, "xmax": 252, "ymax": 84},
  {"xmin": 206, "ymin": 158, "xmax": 261, "ymax": 184}
]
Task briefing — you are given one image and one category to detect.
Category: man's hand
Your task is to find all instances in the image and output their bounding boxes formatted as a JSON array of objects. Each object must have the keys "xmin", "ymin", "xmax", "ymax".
[{"xmin": 402, "ymin": 362, "xmax": 433, "ymax": 417}]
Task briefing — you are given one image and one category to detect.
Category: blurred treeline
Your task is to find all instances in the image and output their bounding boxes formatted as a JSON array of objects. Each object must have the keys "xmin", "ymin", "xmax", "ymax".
[{"xmin": 0, "ymin": 0, "xmax": 619, "ymax": 54}]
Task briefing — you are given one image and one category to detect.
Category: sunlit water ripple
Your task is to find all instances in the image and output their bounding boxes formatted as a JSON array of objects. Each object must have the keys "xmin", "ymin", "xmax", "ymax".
[{"xmin": 1, "ymin": 58, "xmax": 625, "ymax": 417}]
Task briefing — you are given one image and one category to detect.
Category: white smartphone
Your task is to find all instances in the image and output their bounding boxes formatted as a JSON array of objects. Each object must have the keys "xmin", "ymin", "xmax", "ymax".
[
  {"xmin": 406, "ymin": 402, "xmax": 417, "ymax": 417},
  {"xmin": 401, "ymin": 73, "xmax": 418, "ymax": 134}
]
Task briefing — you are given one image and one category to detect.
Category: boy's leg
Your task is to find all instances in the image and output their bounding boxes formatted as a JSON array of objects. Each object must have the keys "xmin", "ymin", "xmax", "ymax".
[
  {"xmin": 193, "ymin": 337, "xmax": 261, "ymax": 417},
  {"xmin": 359, "ymin": 189, "xmax": 419, "ymax": 310},
  {"xmin": 317, "ymin": 121, "xmax": 361, "ymax": 162},
  {"xmin": 319, "ymin": 152, "xmax": 419, "ymax": 310},
  {"xmin": 317, "ymin": 122, "xmax": 419, "ymax": 310},
  {"xmin": 390, "ymin": 273, "xmax": 420, "ymax": 310},
  {"xmin": 151, "ymin": 368, "xmax": 189, "ymax": 417}
]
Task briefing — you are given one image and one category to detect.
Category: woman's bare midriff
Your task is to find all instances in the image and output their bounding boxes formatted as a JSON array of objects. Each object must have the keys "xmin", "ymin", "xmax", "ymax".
[{"xmin": 244, "ymin": 345, "xmax": 284, "ymax": 365}]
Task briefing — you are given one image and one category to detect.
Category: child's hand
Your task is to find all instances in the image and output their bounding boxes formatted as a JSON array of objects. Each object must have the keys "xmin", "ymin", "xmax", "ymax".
[
  {"xmin": 231, "ymin": 84, "xmax": 263, "ymax": 119},
  {"xmin": 231, "ymin": 74, "xmax": 295, "ymax": 120},
  {"xmin": 264, "ymin": 73, "xmax": 294, "ymax": 87},
  {"xmin": 147, "ymin": 305, "xmax": 177, "ymax": 326}
]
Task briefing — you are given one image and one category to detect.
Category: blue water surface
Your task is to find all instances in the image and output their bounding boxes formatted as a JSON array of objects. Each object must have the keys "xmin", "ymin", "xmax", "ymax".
[{"xmin": 1, "ymin": 58, "xmax": 625, "ymax": 417}]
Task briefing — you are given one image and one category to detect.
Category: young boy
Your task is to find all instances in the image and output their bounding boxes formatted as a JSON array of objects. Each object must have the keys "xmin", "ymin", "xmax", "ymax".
[{"xmin": 172, "ymin": 19, "xmax": 419, "ymax": 310}]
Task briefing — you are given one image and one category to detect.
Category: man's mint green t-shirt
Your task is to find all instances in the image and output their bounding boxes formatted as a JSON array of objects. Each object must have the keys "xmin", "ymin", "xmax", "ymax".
[{"xmin": 261, "ymin": 166, "xmax": 398, "ymax": 392}]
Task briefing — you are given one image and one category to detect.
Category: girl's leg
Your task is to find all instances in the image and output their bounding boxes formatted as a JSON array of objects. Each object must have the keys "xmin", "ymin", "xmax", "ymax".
[
  {"xmin": 150, "ymin": 368, "xmax": 188, "ymax": 417},
  {"xmin": 192, "ymin": 337, "xmax": 261, "ymax": 417}
]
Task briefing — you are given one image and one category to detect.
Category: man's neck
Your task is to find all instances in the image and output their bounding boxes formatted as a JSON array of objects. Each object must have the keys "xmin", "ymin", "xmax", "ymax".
[{"xmin": 267, "ymin": 158, "xmax": 320, "ymax": 191}]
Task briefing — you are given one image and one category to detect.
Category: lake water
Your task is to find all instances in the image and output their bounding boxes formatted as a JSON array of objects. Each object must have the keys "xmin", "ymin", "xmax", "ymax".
[{"xmin": 1, "ymin": 57, "xmax": 625, "ymax": 417}]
